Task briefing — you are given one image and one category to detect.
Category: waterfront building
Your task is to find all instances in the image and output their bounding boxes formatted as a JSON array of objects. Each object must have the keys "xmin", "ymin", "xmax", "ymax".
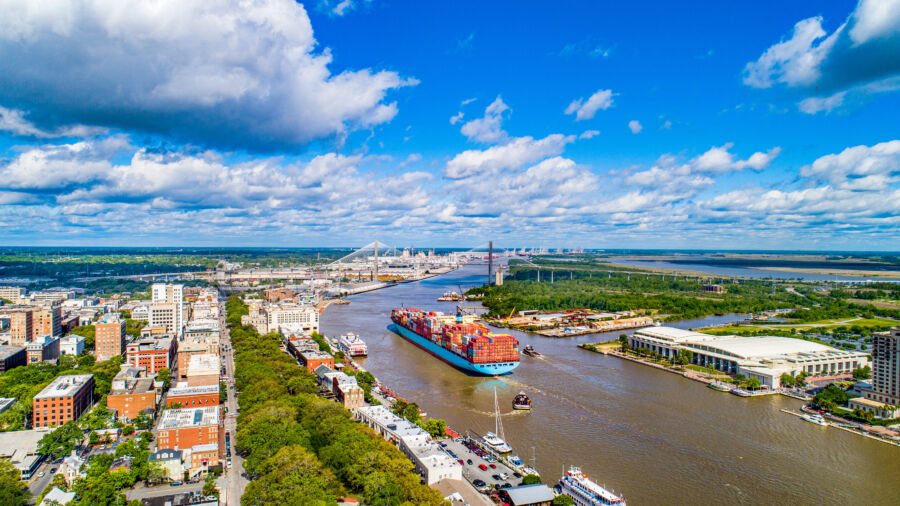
[
  {"xmin": 107, "ymin": 365, "xmax": 158, "ymax": 421},
  {"xmin": 95, "ymin": 317, "xmax": 126, "ymax": 361},
  {"xmin": 266, "ymin": 302, "xmax": 319, "ymax": 334},
  {"xmin": 186, "ymin": 353, "xmax": 220, "ymax": 387},
  {"xmin": 502, "ymin": 484, "xmax": 556, "ymax": 506},
  {"xmin": 150, "ymin": 284, "xmax": 185, "ymax": 337},
  {"xmin": 126, "ymin": 336, "xmax": 177, "ymax": 374},
  {"xmin": 59, "ymin": 335, "xmax": 85, "ymax": 356},
  {"xmin": 630, "ymin": 327, "xmax": 869, "ymax": 388},
  {"xmin": 26, "ymin": 334, "xmax": 60, "ymax": 364},
  {"xmin": 32, "ymin": 374, "xmax": 94, "ymax": 428},
  {"xmin": 355, "ymin": 405, "xmax": 462, "ymax": 484},
  {"xmin": 0, "ymin": 345, "xmax": 27, "ymax": 372},
  {"xmin": 167, "ymin": 383, "xmax": 219, "ymax": 408},
  {"xmin": 297, "ymin": 350, "xmax": 334, "ymax": 373},
  {"xmin": 849, "ymin": 327, "xmax": 900, "ymax": 419}
]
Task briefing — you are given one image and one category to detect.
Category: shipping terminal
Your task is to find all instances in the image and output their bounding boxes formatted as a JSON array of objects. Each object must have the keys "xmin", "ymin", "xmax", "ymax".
[{"xmin": 389, "ymin": 309, "xmax": 520, "ymax": 375}]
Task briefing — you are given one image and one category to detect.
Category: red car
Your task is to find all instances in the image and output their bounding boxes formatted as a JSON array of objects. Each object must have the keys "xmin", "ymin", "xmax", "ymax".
[
  {"xmin": 478, "ymin": 464, "xmax": 488, "ymax": 471},
  {"xmin": 458, "ymin": 460, "xmax": 464, "ymax": 465},
  {"xmin": 489, "ymin": 463, "xmax": 497, "ymax": 469}
]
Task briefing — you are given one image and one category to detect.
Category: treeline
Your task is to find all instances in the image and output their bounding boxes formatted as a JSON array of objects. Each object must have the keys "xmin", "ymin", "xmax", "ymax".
[
  {"xmin": 471, "ymin": 272, "xmax": 805, "ymax": 320},
  {"xmin": 226, "ymin": 297, "xmax": 444, "ymax": 506}
]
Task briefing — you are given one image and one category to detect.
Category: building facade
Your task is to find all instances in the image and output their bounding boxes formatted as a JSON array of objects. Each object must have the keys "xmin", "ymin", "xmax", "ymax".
[
  {"xmin": 157, "ymin": 406, "xmax": 223, "ymax": 463},
  {"xmin": 166, "ymin": 383, "xmax": 219, "ymax": 408},
  {"xmin": 26, "ymin": 335, "xmax": 60, "ymax": 364},
  {"xmin": 0, "ymin": 345, "xmax": 27, "ymax": 373},
  {"xmin": 126, "ymin": 337, "xmax": 177, "ymax": 374},
  {"xmin": 266, "ymin": 303, "xmax": 319, "ymax": 334},
  {"xmin": 107, "ymin": 366, "xmax": 158, "ymax": 421},
  {"xmin": 95, "ymin": 318, "xmax": 127, "ymax": 361},
  {"xmin": 33, "ymin": 374, "xmax": 94, "ymax": 428},
  {"xmin": 850, "ymin": 327, "xmax": 900, "ymax": 418},
  {"xmin": 150, "ymin": 284, "xmax": 184, "ymax": 337}
]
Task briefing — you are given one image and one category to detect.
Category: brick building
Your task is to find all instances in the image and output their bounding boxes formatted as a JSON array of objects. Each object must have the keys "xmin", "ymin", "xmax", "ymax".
[
  {"xmin": 95, "ymin": 318, "xmax": 127, "ymax": 361},
  {"xmin": 32, "ymin": 305, "xmax": 61, "ymax": 339},
  {"xmin": 106, "ymin": 366, "xmax": 158, "ymax": 421},
  {"xmin": 26, "ymin": 335, "xmax": 60, "ymax": 364},
  {"xmin": 126, "ymin": 336, "xmax": 177, "ymax": 375},
  {"xmin": 157, "ymin": 406, "xmax": 223, "ymax": 462},
  {"xmin": 32, "ymin": 374, "xmax": 94, "ymax": 428},
  {"xmin": 298, "ymin": 350, "xmax": 334, "ymax": 373},
  {"xmin": 166, "ymin": 383, "xmax": 219, "ymax": 409},
  {"xmin": 185, "ymin": 354, "xmax": 220, "ymax": 387},
  {"xmin": 2, "ymin": 309, "xmax": 32, "ymax": 346}
]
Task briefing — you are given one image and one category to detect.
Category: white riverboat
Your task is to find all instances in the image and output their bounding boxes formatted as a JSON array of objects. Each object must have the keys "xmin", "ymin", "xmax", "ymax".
[
  {"xmin": 338, "ymin": 333, "xmax": 368, "ymax": 357},
  {"xmin": 556, "ymin": 466, "xmax": 626, "ymax": 506}
]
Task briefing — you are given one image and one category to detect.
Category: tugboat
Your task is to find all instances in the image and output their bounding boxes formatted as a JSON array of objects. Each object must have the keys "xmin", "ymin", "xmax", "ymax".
[
  {"xmin": 513, "ymin": 391, "xmax": 532, "ymax": 410},
  {"xmin": 522, "ymin": 344, "xmax": 541, "ymax": 357}
]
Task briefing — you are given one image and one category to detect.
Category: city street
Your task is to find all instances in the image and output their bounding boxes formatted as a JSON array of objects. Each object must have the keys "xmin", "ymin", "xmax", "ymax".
[{"xmin": 218, "ymin": 305, "xmax": 248, "ymax": 505}]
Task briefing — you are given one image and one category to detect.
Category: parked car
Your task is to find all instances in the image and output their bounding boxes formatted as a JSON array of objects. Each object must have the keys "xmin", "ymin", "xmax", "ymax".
[
  {"xmin": 458, "ymin": 459, "xmax": 464, "ymax": 465},
  {"xmin": 170, "ymin": 480, "xmax": 183, "ymax": 487},
  {"xmin": 491, "ymin": 474, "xmax": 501, "ymax": 480},
  {"xmin": 489, "ymin": 463, "xmax": 497, "ymax": 469},
  {"xmin": 466, "ymin": 459, "xmax": 473, "ymax": 465},
  {"xmin": 513, "ymin": 472, "xmax": 522, "ymax": 478},
  {"xmin": 478, "ymin": 464, "xmax": 488, "ymax": 471}
]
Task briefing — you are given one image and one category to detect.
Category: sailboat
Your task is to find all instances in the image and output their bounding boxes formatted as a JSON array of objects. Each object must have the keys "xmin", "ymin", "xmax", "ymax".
[{"xmin": 483, "ymin": 388, "xmax": 513, "ymax": 453}]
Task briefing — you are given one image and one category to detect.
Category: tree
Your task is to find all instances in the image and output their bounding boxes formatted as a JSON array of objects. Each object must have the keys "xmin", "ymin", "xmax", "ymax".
[
  {"xmin": 242, "ymin": 445, "xmax": 342, "ymax": 506},
  {"xmin": 156, "ymin": 368, "xmax": 171, "ymax": 389},
  {"xmin": 795, "ymin": 371, "xmax": 808, "ymax": 387},
  {"xmin": 743, "ymin": 377, "xmax": 761, "ymax": 390},
  {"xmin": 202, "ymin": 474, "xmax": 219, "ymax": 498},
  {"xmin": 422, "ymin": 418, "xmax": 446, "ymax": 439},
  {"xmin": 617, "ymin": 334, "xmax": 628, "ymax": 351},
  {"xmin": 38, "ymin": 474, "xmax": 69, "ymax": 504},
  {"xmin": 121, "ymin": 424, "xmax": 135, "ymax": 436},
  {"xmin": 521, "ymin": 474, "xmax": 542, "ymax": 485},
  {"xmin": 853, "ymin": 365, "xmax": 871, "ymax": 380},
  {"xmin": 0, "ymin": 459, "xmax": 29, "ymax": 506},
  {"xmin": 38, "ymin": 421, "xmax": 84, "ymax": 459},
  {"xmin": 552, "ymin": 495, "xmax": 575, "ymax": 506},
  {"xmin": 780, "ymin": 373, "xmax": 795, "ymax": 388},
  {"xmin": 675, "ymin": 349, "xmax": 693, "ymax": 366}
]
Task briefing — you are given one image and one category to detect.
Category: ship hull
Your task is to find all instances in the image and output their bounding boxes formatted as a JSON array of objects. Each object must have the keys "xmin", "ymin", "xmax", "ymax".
[{"xmin": 388, "ymin": 323, "xmax": 519, "ymax": 376}]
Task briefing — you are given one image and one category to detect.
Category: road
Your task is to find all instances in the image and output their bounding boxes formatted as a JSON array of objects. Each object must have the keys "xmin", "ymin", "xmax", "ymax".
[
  {"xmin": 218, "ymin": 302, "xmax": 248, "ymax": 505},
  {"xmin": 127, "ymin": 482, "xmax": 203, "ymax": 500},
  {"xmin": 26, "ymin": 460, "xmax": 57, "ymax": 503}
]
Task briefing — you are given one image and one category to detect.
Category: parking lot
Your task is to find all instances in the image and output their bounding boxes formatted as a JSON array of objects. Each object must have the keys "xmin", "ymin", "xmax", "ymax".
[{"xmin": 440, "ymin": 437, "xmax": 523, "ymax": 494}]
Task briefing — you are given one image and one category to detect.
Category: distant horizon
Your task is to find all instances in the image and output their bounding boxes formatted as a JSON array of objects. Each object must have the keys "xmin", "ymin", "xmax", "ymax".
[{"xmin": 1, "ymin": 245, "xmax": 899, "ymax": 255}]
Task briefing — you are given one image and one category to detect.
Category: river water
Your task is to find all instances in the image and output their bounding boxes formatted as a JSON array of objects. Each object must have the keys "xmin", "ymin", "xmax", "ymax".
[{"xmin": 321, "ymin": 264, "xmax": 899, "ymax": 505}]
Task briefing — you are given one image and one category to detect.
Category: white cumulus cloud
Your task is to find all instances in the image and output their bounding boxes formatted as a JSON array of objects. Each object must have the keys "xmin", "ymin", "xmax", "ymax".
[
  {"xmin": 565, "ymin": 89, "xmax": 615, "ymax": 121},
  {"xmin": 628, "ymin": 120, "xmax": 643, "ymax": 134},
  {"xmin": 460, "ymin": 96, "xmax": 510, "ymax": 144}
]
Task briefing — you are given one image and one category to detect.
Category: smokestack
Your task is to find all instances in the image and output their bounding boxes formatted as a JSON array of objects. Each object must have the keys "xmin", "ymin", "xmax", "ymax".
[{"xmin": 488, "ymin": 241, "xmax": 493, "ymax": 286}]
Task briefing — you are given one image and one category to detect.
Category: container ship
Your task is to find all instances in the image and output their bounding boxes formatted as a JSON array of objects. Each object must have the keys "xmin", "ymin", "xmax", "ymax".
[
  {"xmin": 389, "ymin": 309, "xmax": 520, "ymax": 375},
  {"xmin": 338, "ymin": 333, "xmax": 368, "ymax": 357},
  {"xmin": 556, "ymin": 466, "xmax": 626, "ymax": 506}
]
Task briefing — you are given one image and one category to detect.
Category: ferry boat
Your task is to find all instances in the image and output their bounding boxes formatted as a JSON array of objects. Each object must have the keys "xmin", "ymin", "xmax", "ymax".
[
  {"xmin": 801, "ymin": 413, "xmax": 828, "ymax": 426},
  {"xmin": 556, "ymin": 466, "xmax": 626, "ymax": 505},
  {"xmin": 337, "ymin": 333, "xmax": 368, "ymax": 357},
  {"xmin": 389, "ymin": 309, "xmax": 520, "ymax": 375},
  {"xmin": 513, "ymin": 391, "xmax": 532, "ymax": 410},
  {"xmin": 522, "ymin": 344, "xmax": 541, "ymax": 357},
  {"xmin": 707, "ymin": 381, "xmax": 731, "ymax": 392},
  {"xmin": 437, "ymin": 291, "xmax": 464, "ymax": 301}
]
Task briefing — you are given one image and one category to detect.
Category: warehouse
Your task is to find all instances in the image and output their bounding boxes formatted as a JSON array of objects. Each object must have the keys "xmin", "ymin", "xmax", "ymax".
[{"xmin": 630, "ymin": 326, "xmax": 869, "ymax": 388}]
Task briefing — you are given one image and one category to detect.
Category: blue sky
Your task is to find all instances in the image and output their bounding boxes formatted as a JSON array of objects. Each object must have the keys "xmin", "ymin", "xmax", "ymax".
[{"xmin": 0, "ymin": 0, "xmax": 898, "ymax": 250}]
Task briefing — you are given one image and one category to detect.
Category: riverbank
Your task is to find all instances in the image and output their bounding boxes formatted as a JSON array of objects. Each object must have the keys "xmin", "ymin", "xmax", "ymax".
[{"xmin": 781, "ymin": 409, "xmax": 900, "ymax": 448}]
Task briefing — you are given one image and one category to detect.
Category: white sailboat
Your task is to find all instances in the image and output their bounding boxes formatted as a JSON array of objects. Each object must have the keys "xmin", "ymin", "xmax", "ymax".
[{"xmin": 483, "ymin": 388, "xmax": 513, "ymax": 453}]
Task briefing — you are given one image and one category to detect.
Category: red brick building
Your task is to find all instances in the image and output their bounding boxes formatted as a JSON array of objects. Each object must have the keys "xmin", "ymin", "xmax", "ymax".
[
  {"xmin": 107, "ymin": 367, "xmax": 157, "ymax": 421},
  {"xmin": 157, "ymin": 406, "xmax": 224, "ymax": 463},
  {"xmin": 298, "ymin": 350, "xmax": 335, "ymax": 373},
  {"xmin": 126, "ymin": 337, "xmax": 177, "ymax": 374},
  {"xmin": 32, "ymin": 374, "xmax": 94, "ymax": 428},
  {"xmin": 166, "ymin": 384, "xmax": 219, "ymax": 409}
]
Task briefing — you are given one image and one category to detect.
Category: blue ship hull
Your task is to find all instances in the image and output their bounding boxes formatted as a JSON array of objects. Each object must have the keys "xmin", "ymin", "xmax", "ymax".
[{"xmin": 388, "ymin": 324, "xmax": 519, "ymax": 376}]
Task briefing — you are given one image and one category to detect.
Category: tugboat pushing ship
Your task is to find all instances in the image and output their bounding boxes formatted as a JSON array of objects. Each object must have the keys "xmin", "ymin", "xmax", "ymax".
[{"xmin": 513, "ymin": 391, "xmax": 532, "ymax": 410}]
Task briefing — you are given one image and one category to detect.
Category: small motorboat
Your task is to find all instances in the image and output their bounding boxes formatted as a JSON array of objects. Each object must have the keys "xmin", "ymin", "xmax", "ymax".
[
  {"xmin": 522, "ymin": 344, "xmax": 541, "ymax": 357},
  {"xmin": 513, "ymin": 391, "xmax": 532, "ymax": 410},
  {"xmin": 801, "ymin": 413, "xmax": 828, "ymax": 426}
]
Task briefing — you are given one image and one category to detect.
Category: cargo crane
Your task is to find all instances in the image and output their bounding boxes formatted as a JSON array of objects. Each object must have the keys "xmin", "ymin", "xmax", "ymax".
[{"xmin": 504, "ymin": 307, "xmax": 516, "ymax": 324}]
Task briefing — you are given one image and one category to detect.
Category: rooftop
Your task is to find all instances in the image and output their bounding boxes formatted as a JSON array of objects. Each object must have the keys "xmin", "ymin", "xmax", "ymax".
[
  {"xmin": 504, "ymin": 484, "xmax": 556, "ymax": 505},
  {"xmin": 0, "ymin": 345, "xmax": 25, "ymax": 360},
  {"xmin": 109, "ymin": 377, "xmax": 155, "ymax": 396},
  {"xmin": 34, "ymin": 374, "xmax": 93, "ymax": 400},
  {"xmin": 187, "ymin": 354, "xmax": 220, "ymax": 375},
  {"xmin": 149, "ymin": 449, "xmax": 183, "ymax": 462},
  {"xmin": 158, "ymin": 406, "xmax": 220, "ymax": 430},
  {"xmin": 129, "ymin": 337, "xmax": 174, "ymax": 351},
  {"xmin": 168, "ymin": 383, "xmax": 219, "ymax": 396},
  {"xmin": 300, "ymin": 350, "xmax": 333, "ymax": 360}
]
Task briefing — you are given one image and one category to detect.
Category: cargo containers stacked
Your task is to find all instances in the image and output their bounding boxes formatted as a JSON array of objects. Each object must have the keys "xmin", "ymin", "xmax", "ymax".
[{"xmin": 389, "ymin": 309, "xmax": 520, "ymax": 376}]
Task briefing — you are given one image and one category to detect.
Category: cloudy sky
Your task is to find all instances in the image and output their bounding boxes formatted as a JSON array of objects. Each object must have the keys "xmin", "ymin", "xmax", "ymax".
[{"xmin": 0, "ymin": 0, "xmax": 898, "ymax": 250}]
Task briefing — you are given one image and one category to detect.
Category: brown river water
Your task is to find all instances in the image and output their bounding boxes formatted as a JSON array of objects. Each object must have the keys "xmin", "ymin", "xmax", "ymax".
[{"xmin": 320, "ymin": 264, "xmax": 899, "ymax": 505}]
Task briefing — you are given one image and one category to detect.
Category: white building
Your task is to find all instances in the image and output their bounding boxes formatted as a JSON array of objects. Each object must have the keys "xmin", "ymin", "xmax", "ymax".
[
  {"xmin": 0, "ymin": 286, "xmax": 26, "ymax": 303},
  {"xmin": 59, "ymin": 335, "xmax": 85, "ymax": 356},
  {"xmin": 355, "ymin": 405, "xmax": 462, "ymax": 484},
  {"xmin": 149, "ymin": 284, "xmax": 185, "ymax": 337},
  {"xmin": 266, "ymin": 302, "xmax": 318, "ymax": 334},
  {"xmin": 630, "ymin": 326, "xmax": 869, "ymax": 389}
]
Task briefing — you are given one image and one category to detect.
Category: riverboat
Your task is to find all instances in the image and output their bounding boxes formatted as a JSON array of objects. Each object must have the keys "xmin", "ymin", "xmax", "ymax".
[
  {"xmin": 556, "ymin": 466, "xmax": 626, "ymax": 505},
  {"xmin": 337, "ymin": 333, "xmax": 368, "ymax": 357},
  {"xmin": 801, "ymin": 413, "xmax": 828, "ymax": 426},
  {"xmin": 437, "ymin": 291, "xmax": 464, "ymax": 301},
  {"xmin": 707, "ymin": 381, "xmax": 731, "ymax": 392}
]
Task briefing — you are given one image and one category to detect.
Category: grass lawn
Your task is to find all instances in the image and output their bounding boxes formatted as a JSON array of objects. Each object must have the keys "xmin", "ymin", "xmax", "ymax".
[{"xmin": 701, "ymin": 317, "xmax": 897, "ymax": 334}]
